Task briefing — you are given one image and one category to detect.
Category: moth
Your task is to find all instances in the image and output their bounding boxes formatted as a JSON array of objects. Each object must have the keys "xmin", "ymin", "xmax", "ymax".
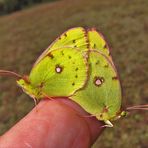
[{"xmin": 0, "ymin": 27, "xmax": 147, "ymax": 127}]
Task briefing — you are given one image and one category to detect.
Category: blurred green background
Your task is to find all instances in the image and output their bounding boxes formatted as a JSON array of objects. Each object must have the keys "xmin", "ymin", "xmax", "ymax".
[{"xmin": 0, "ymin": 0, "xmax": 148, "ymax": 147}]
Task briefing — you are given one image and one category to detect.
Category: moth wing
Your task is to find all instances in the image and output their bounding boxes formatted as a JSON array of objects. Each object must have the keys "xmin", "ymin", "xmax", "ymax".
[
  {"xmin": 29, "ymin": 47, "xmax": 88, "ymax": 97},
  {"xmin": 71, "ymin": 50, "xmax": 122, "ymax": 121},
  {"xmin": 34, "ymin": 27, "xmax": 88, "ymax": 66},
  {"xmin": 88, "ymin": 28, "xmax": 115, "ymax": 63},
  {"xmin": 50, "ymin": 27, "xmax": 88, "ymax": 51}
]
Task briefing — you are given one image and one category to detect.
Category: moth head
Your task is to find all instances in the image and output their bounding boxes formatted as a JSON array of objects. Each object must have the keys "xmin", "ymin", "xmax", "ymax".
[
  {"xmin": 120, "ymin": 110, "xmax": 128, "ymax": 117},
  {"xmin": 115, "ymin": 110, "xmax": 128, "ymax": 120}
]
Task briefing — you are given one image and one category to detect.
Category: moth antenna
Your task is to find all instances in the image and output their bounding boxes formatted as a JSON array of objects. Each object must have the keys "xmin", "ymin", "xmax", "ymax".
[
  {"xmin": 126, "ymin": 108, "xmax": 148, "ymax": 111},
  {"xmin": 127, "ymin": 104, "xmax": 148, "ymax": 108},
  {"xmin": 126, "ymin": 104, "xmax": 148, "ymax": 111},
  {"xmin": 0, "ymin": 70, "xmax": 22, "ymax": 79}
]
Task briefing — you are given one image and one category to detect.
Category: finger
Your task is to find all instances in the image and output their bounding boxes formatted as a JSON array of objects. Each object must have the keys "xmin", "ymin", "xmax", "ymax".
[
  {"xmin": 58, "ymin": 98, "xmax": 105, "ymax": 143},
  {"xmin": 0, "ymin": 98, "xmax": 104, "ymax": 148}
]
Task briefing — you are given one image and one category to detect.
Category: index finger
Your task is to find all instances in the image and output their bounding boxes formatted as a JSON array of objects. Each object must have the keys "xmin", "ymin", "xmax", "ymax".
[{"xmin": 0, "ymin": 98, "xmax": 104, "ymax": 148}]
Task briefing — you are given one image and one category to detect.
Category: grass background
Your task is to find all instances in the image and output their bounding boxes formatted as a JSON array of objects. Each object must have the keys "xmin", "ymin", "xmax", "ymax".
[{"xmin": 0, "ymin": 0, "xmax": 148, "ymax": 147}]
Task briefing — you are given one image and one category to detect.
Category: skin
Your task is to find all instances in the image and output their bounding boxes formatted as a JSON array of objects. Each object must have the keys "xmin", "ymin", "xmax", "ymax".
[{"xmin": 0, "ymin": 98, "xmax": 104, "ymax": 148}]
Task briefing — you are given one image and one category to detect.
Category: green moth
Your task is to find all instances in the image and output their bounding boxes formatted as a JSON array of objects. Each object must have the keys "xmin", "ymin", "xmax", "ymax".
[{"xmin": 0, "ymin": 27, "xmax": 147, "ymax": 127}]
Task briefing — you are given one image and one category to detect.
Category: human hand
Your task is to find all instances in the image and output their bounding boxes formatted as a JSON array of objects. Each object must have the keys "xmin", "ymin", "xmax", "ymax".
[{"xmin": 0, "ymin": 98, "xmax": 104, "ymax": 148}]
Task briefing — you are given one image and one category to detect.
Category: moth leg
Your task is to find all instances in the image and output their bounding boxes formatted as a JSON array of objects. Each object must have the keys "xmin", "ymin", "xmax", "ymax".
[
  {"xmin": 74, "ymin": 112, "xmax": 96, "ymax": 119},
  {"xmin": 80, "ymin": 112, "xmax": 102, "ymax": 119},
  {"xmin": 103, "ymin": 120, "xmax": 113, "ymax": 128},
  {"xmin": 78, "ymin": 111, "xmax": 99, "ymax": 118},
  {"xmin": 32, "ymin": 96, "xmax": 37, "ymax": 106},
  {"xmin": 42, "ymin": 93, "xmax": 54, "ymax": 100},
  {"xmin": 32, "ymin": 97, "xmax": 39, "ymax": 112},
  {"xmin": 81, "ymin": 114, "xmax": 96, "ymax": 118}
]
